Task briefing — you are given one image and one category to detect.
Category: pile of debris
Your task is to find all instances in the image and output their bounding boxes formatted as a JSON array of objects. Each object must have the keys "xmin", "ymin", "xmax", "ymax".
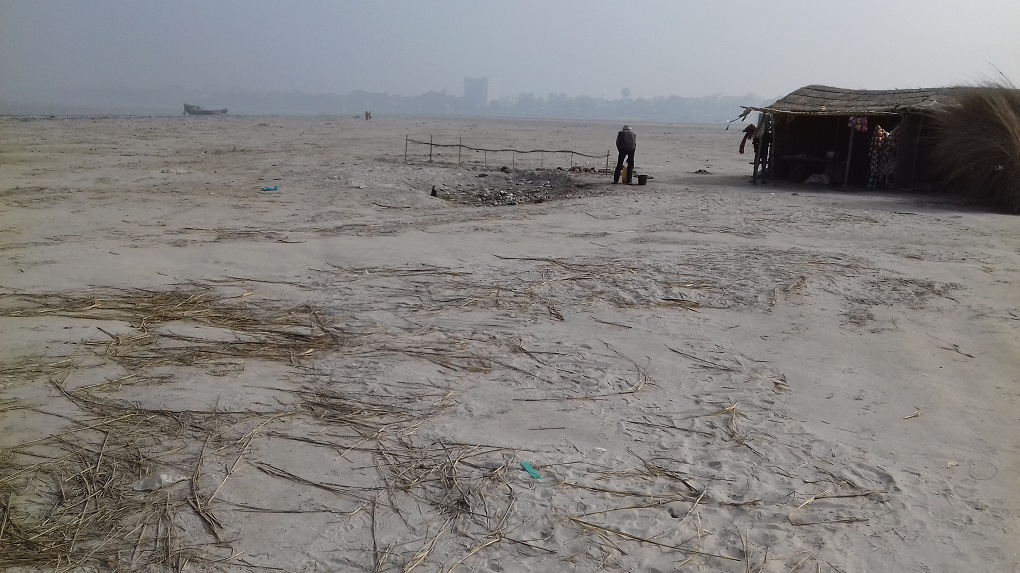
[{"xmin": 434, "ymin": 169, "xmax": 610, "ymax": 207}]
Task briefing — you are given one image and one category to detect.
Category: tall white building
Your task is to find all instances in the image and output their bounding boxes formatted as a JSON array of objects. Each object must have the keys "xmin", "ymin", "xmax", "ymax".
[{"xmin": 464, "ymin": 77, "xmax": 498, "ymax": 107}]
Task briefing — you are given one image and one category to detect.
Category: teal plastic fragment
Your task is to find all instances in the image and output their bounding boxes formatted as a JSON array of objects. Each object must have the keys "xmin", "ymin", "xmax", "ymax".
[{"xmin": 520, "ymin": 461, "xmax": 541, "ymax": 480}]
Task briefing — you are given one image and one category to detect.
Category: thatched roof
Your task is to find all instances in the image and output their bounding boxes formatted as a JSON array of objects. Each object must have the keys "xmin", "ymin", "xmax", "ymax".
[{"xmin": 763, "ymin": 85, "xmax": 961, "ymax": 116}]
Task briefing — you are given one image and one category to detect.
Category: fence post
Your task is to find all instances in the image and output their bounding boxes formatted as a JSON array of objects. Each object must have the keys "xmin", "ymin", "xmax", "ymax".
[
  {"xmin": 570, "ymin": 152, "xmax": 574, "ymax": 168},
  {"xmin": 484, "ymin": 150, "xmax": 487, "ymax": 168},
  {"xmin": 404, "ymin": 136, "xmax": 408, "ymax": 163},
  {"xmin": 606, "ymin": 152, "xmax": 610, "ymax": 177},
  {"xmin": 458, "ymin": 137, "xmax": 462, "ymax": 165},
  {"xmin": 512, "ymin": 150, "xmax": 515, "ymax": 171},
  {"xmin": 429, "ymin": 135, "xmax": 433, "ymax": 163},
  {"xmin": 541, "ymin": 152, "xmax": 544, "ymax": 169}
]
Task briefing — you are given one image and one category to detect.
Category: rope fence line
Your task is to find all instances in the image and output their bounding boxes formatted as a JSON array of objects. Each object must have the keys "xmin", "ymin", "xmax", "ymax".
[{"xmin": 405, "ymin": 135, "xmax": 612, "ymax": 175}]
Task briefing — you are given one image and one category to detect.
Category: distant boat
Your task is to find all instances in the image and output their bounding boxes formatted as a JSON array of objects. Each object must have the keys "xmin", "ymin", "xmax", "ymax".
[{"xmin": 184, "ymin": 103, "xmax": 227, "ymax": 116}]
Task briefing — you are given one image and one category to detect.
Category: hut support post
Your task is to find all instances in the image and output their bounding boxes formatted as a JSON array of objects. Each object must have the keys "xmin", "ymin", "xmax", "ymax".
[
  {"xmin": 910, "ymin": 115, "xmax": 924, "ymax": 188},
  {"xmin": 842, "ymin": 128, "xmax": 854, "ymax": 190},
  {"xmin": 751, "ymin": 139, "xmax": 762, "ymax": 186},
  {"xmin": 769, "ymin": 117, "xmax": 776, "ymax": 184}
]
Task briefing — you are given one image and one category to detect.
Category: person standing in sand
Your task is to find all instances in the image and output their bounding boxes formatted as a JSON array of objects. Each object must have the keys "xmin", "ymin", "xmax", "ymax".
[{"xmin": 613, "ymin": 125, "xmax": 637, "ymax": 184}]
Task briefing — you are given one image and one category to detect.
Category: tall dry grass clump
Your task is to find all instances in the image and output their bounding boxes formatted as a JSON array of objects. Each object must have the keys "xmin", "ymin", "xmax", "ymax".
[{"xmin": 932, "ymin": 82, "xmax": 1020, "ymax": 213}]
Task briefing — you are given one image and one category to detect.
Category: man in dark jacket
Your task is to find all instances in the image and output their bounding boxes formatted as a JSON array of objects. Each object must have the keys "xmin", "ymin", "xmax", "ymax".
[{"xmin": 613, "ymin": 125, "xmax": 637, "ymax": 184}]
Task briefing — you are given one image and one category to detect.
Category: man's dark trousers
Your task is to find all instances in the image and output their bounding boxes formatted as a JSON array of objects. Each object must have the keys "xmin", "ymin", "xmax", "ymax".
[{"xmin": 614, "ymin": 149, "xmax": 635, "ymax": 184}]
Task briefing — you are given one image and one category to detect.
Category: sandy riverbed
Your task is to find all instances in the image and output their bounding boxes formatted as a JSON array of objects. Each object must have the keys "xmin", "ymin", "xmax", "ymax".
[{"xmin": 1, "ymin": 114, "xmax": 1018, "ymax": 572}]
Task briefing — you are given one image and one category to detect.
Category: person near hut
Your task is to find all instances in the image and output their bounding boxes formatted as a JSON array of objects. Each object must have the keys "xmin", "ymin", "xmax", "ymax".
[
  {"xmin": 613, "ymin": 125, "xmax": 637, "ymax": 184},
  {"xmin": 739, "ymin": 124, "xmax": 757, "ymax": 155}
]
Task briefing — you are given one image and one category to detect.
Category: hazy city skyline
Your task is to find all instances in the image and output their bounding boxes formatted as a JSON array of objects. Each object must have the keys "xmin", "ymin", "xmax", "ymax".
[{"xmin": 2, "ymin": 0, "xmax": 1018, "ymax": 107}]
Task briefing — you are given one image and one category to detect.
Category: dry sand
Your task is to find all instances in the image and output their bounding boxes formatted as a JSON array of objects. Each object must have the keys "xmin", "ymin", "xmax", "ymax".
[{"xmin": 1, "ymin": 114, "xmax": 1018, "ymax": 572}]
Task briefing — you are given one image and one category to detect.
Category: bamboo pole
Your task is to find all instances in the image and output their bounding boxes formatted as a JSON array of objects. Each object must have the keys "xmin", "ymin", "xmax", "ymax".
[
  {"xmin": 910, "ymin": 115, "xmax": 924, "ymax": 188},
  {"xmin": 842, "ymin": 127, "xmax": 854, "ymax": 190},
  {"xmin": 768, "ymin": 115, "xmax": 776, "ymax": 184},
  {"xmin": 751, "ymin": 122, "xmax": 762, "ymax": 186}
]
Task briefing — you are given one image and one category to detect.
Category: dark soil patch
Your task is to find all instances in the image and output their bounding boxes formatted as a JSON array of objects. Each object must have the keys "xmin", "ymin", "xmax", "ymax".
[{"xmin": 435, "ymin": 168, "xmax": 614, "ymax": 206}]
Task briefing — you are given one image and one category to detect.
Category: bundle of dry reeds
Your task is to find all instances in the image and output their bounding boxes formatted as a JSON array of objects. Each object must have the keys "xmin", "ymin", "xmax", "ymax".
[{"xmin": 932, "ymin": 82, "xmax": 1020, "ymax": 213}]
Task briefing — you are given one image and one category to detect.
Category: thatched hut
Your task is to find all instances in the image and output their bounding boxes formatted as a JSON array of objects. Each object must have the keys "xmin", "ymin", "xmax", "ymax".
[{"xmin": 743, "ymin": 85, "xmax": 964, "ymax": 189}]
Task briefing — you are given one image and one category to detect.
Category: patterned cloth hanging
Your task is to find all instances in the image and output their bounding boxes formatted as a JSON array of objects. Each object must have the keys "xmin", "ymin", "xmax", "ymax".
[
  {"xmin": 868, "ymin": 125, "xmax": 898, "ymax": 189},
  {"xmin": 849, "ymin": 116, "xmax": 869, "ymax": 133}
]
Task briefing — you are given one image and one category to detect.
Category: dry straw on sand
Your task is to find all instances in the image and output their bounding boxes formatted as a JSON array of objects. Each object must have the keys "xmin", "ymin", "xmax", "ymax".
[
  {"xmin": 2, "ymin": 288, "xmax": 353, "ymax": 379},
  {"xmin": 0, "ymin": 288, "xmax": 351, "ymax": 570},
  {"xmin": 0, "ymin": 279, "xmax": 914, "ymax": 571},
  {"xmin": 933, "ymin": 81, "xmax": 1020, "ymax": 213}
]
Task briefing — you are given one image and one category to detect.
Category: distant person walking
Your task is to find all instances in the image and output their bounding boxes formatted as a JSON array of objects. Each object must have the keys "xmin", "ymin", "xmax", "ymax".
[{"xmin": 613, "ymin": 125, "xmax": 637, "ymax": 184}]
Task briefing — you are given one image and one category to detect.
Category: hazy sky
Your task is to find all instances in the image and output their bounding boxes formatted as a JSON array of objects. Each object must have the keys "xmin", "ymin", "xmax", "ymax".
[{"xmin": 2, "ymin": 0, "xmax": 1018, "ymax": 101}]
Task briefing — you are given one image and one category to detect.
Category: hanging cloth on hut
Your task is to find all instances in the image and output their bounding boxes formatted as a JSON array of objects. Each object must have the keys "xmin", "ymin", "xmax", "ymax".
[{"xmin": 868, "ymin": 125, "xmax": 898, "ymax": 189}]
